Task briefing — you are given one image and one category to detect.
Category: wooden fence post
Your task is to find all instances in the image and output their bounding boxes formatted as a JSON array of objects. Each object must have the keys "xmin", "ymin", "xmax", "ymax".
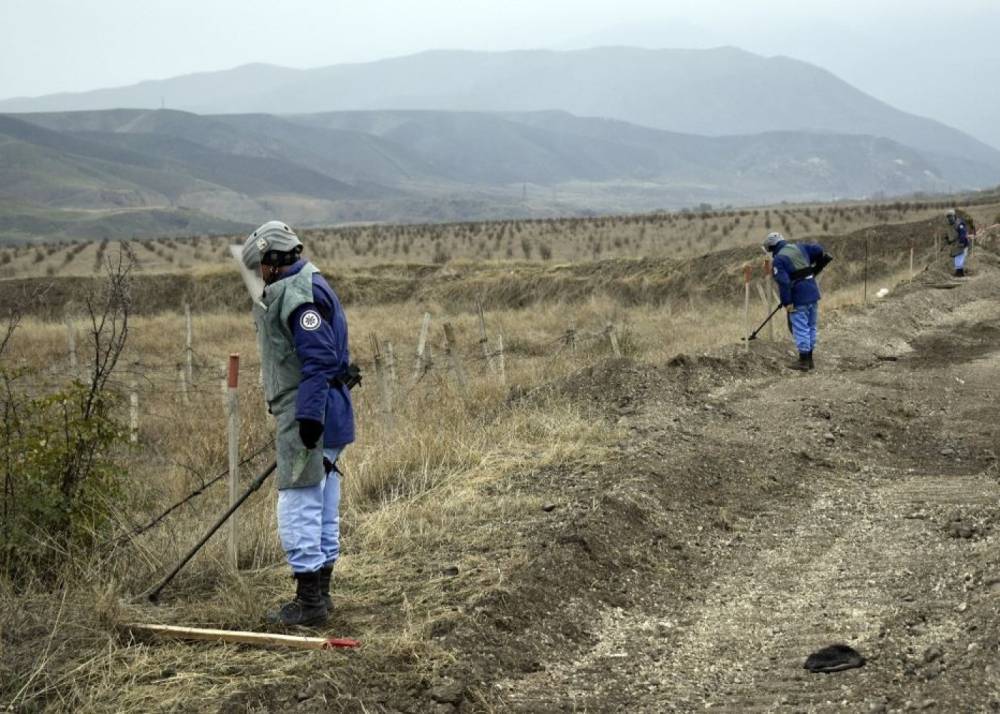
[
  {"xmin": 178, "ymin": 364, "xmax": 189, "ymax": 405},
  {"xmin": 606, "ymin": 324, "xmax": 622, "ymax": 357},
  {"xmin": 443, "ymin": 323, "xmax": 468, "ymax": 396},
  {"xmin": 743, "ymin": 264, "xmax": 752, "ymax": 351},
  {"xmin": 477, "ymin": 301, "xmax": 494, "ymax": 372},
  {"xmin": 370, "ymin": 333, "xmax": 393, "ymax": 428},
  {"xmin": 864, "ymin": 234, "xmax": 870, "ymax": 305},
  {"xmin": 226, "ymin": 354, "xmax": 240, "ymax": 571},
  {"xmin": 495, "ymin": 333, "xmax": 506, "ymax": 386},
  {"xmin": 184, "ymin": 302, "xmax": 193, "ymax": 386},
  {"xmin": 384, "ymin": 341, "xmax": 397, "ymax": 384},
  {"xmin": 129, "ymin": 378, "xmax": 139, "ymax": 444},
  {"xmin": 764, "ymin": 258, "xmax": 776, "ymax": 341},
  {"xmin": 754, "ymin": 283, "xmax": 770, "ymax": 341},
  {"xmin": 412, "ymin": 312, "xmax": 431, "ymax": 385},
  {"xmin": 220, "ymin": 361, "xmax": 228, "ymax": 405},
  {"xmin": 65, "ymin": 315, "xmax": 78, "ymax": 379},
  {"xmin": 565, "ymin": 326, "xmax": 577, "ymax": 353}
]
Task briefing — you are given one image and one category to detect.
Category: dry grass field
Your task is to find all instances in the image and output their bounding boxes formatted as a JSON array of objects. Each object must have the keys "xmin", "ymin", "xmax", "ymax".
[{"xmin": 2, "ymin": 199, "xmax": 1000, "ymax": 711}]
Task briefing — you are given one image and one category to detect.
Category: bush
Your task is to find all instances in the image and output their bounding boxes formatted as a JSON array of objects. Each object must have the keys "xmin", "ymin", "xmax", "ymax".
[
  {"xmin": 0, "ymin": 247, "xmax": 133, "ymax": 578},
  {"xmin": 0, "ymin": 379, "xmax": 126, "ymax": 575}
]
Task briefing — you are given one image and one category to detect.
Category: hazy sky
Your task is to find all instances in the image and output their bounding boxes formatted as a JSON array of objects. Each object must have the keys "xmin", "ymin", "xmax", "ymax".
[{"xmin": 2, "ymin": 0, "xmax": 998, "ymax": 141}]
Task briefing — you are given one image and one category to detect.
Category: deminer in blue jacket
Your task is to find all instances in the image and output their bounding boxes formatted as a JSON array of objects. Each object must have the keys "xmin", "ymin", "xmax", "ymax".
[
  {"xmin": 241, "ymin": 221, "xmax": 355, "ymax": 627},
  {"xmin": 946, "ymin": 209, "xmax": 970, "ymax": 277},
  {"xmin": 763, "ymin": 232, "xmax": 832, "ymax": 371}
]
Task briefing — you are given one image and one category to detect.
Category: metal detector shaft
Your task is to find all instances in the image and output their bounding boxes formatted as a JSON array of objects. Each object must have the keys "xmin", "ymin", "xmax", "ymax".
[
  {"xmin": 144, "ymin": 460, "xmax": 276, "ymax": 603},
  {"xmin": 141, "ymin": 372, "xmax": 361, "ymax": 603},
  {"xmin": 744, "ymin": 303, "xmax": 783, "ymax": 341}
]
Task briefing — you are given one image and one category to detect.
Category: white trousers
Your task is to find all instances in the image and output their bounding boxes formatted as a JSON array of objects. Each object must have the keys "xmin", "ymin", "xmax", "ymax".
[{"xmin": 276, "ymin": 447, "xmax": 342, "ymax": 573}]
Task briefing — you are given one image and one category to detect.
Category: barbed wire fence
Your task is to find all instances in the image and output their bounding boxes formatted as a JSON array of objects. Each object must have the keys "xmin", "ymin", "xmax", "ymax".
[
  {"xmin": 9, "ymin": 238, "xmax": 939, "ymax": 556},
  {"xmin": 5, "ymin": 298, "xmax": 634, "ymax": 560}
]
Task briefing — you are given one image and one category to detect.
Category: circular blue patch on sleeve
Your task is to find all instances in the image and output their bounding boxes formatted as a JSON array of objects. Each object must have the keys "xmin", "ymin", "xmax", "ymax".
[{"xmin": 299, "ymin": 310, "xmax": 322, "ymax": 331}]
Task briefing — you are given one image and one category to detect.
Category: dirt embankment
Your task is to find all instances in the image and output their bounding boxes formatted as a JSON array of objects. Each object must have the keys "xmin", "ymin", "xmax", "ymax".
[{"xmin": 0, "ymin": 217, "xmax": 954, "ymax": 319}]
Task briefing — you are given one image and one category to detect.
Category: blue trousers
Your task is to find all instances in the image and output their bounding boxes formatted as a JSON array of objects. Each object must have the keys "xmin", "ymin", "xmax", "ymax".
[
  {"xmin": 954, "ymin": 249, "xmax": 968, "ymax": 270},
  {"xmin": 789, "ymin": 303, "xmax": 819, "ymax": 354},
  {"xmin": 276, "ymin": 447, "xmax": 342, "ymax": 573}
]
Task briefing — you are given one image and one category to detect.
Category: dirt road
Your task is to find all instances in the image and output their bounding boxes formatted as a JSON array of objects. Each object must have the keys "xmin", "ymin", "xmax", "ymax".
[{"xmin": 475, "ymin": 260, "xmax": 1000, "ymax": 712}]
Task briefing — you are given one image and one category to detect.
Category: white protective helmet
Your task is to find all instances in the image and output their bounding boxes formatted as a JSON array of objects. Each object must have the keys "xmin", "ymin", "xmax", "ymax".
[
  {"xmin": 241, "ymin": 220, "xmax": 302, "ymax": 270},
  {"xmin": 762, "ymin": 232, "xmax": 785, "ymax": 251}
]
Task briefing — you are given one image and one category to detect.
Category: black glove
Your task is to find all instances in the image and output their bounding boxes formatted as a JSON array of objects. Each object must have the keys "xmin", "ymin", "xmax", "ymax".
[{"xmin": 298, "ymin": 419, "xmax": 324, "ymax": 449}]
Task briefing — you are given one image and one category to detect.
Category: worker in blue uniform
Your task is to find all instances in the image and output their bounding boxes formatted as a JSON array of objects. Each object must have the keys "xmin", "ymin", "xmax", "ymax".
[
  {"xmin": 763, "ymin": 232, "xmax": 832, "ymax": 371},
  {"xmin": 241, "ymin": 220, "xmax": 355, "ymax": 626},
  {"xmin": 946, "ymin": 209, "xmax": 970, "ymax": 277}
]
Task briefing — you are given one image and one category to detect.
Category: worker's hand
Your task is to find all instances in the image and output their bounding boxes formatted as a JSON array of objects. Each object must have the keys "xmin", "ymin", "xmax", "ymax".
[
  {"xmin": 298, "ymin": 419, "xmax": 324, "ymax": 449},
  {"xmin": 784, "ymin": 304, "xmax": 797, "ymax": 314}
]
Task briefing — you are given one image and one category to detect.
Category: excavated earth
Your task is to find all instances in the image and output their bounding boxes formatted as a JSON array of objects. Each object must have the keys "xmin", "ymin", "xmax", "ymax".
[{"xmin": 237, "ymin": 252, "xmax": 1000, "ymax": 713}]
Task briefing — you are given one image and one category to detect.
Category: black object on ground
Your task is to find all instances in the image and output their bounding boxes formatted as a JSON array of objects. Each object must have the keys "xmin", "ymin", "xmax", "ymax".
[{"xmin": 804, "ymin": 643, "xmax": 866, "ymax": 673}]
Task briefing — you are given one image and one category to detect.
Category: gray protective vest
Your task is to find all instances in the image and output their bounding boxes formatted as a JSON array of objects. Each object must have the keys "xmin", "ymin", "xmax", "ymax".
[
  {"xmin": 254, "ymin": 262, "xmax": 326, "ymax": 489},
  {"xmin": 777, "ymin": 243, "xmax": 810, "ymax": 274}
]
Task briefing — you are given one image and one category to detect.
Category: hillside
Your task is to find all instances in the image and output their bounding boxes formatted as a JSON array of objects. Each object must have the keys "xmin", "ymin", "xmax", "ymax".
[
  {"xmin": 0, "ymin": 107, "xmax": 978, "ymax": 240},
  {"xmin": 0, "ymin": 214, "xmax": 980, "ymax": 316},
  {"xmin": 2, "ymin": 48, "xmax": 998, "ymax": 185}
]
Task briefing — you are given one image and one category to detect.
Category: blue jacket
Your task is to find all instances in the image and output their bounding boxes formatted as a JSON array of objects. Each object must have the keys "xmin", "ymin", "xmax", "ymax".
[
  {"xmin": 284, "ymin": 260, "xmax": 355, "ymax": 448},
  {"xmin": 771, "ymin": 241, "xmax": 825, "ymax": 307},
  {"xmin": 952, "ymin": 219, "xmax": 969, "ymax": 248}
]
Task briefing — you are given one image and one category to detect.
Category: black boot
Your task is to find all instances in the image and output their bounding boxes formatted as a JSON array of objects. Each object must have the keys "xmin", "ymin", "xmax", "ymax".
[
  {"xmin": 955, "ymin": 268, "xmax": 965, "ymax": 278},
  {"xmin": 805, "ymin": 351, "xmax": 815, "ymax": 370},
  {"xmin": 267, "ymin": 570, "xmax": 328, "ymax": 627},
  {"xmin": 319, "ymin": 564, "xmax": 333, "ymax": 611},
  {"xmin": 788, "ymin": 352, "xmax": 811, "ymax": 371}
]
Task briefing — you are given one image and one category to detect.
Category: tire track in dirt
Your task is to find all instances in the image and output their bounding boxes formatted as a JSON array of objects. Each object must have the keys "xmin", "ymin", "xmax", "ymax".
[{"xmin": 491, "ymin": 265, "xmax": 1000, "ymax": 712}]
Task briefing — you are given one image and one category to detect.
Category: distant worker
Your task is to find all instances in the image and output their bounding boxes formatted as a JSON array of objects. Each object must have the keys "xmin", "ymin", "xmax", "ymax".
[
  {"xmin": 946, "ymin": 209, "xmax": 970, "ymax": 277},
  {"xmin": 241, "ymin": 221, "xmax": 356, "ymax": 627},
  {"xmin": 763, "ymin": 232, "xmax": 832, "ymax": 371}
]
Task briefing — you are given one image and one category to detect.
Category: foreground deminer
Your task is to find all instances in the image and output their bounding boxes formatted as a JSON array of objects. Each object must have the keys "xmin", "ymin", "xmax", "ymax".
[
  {"xmin": 241, "ymin": 221, "xmax": 355, "ymax": 626},
  {"xmin": 946, "ymin": 209, "xmax": 970, "ymax": 277},
  {"xmin": 763, "ymin": 232, "xmax": 832, "ymax": 371}
]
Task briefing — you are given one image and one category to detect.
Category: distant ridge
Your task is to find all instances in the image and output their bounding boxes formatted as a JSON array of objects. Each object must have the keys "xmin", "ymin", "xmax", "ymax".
[
  {"xmin": 0, "ymin": 105, "xmax": 977, "ymax": 241},
  {"xmin": 2, "ymin": 47, "xmax": 998, "ymax": 186}
]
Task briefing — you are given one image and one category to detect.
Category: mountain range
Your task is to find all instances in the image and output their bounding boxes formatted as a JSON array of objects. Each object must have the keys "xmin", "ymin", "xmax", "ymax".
[{"xmin": 1, "ymin": 47, "xmax": 998, "ymax": 241}]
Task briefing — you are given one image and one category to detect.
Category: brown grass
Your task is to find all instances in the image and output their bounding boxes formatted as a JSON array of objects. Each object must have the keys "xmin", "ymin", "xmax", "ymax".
[{"xmin": 0, "ymin": 212, "xmax": 956, "ymax": 711}]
